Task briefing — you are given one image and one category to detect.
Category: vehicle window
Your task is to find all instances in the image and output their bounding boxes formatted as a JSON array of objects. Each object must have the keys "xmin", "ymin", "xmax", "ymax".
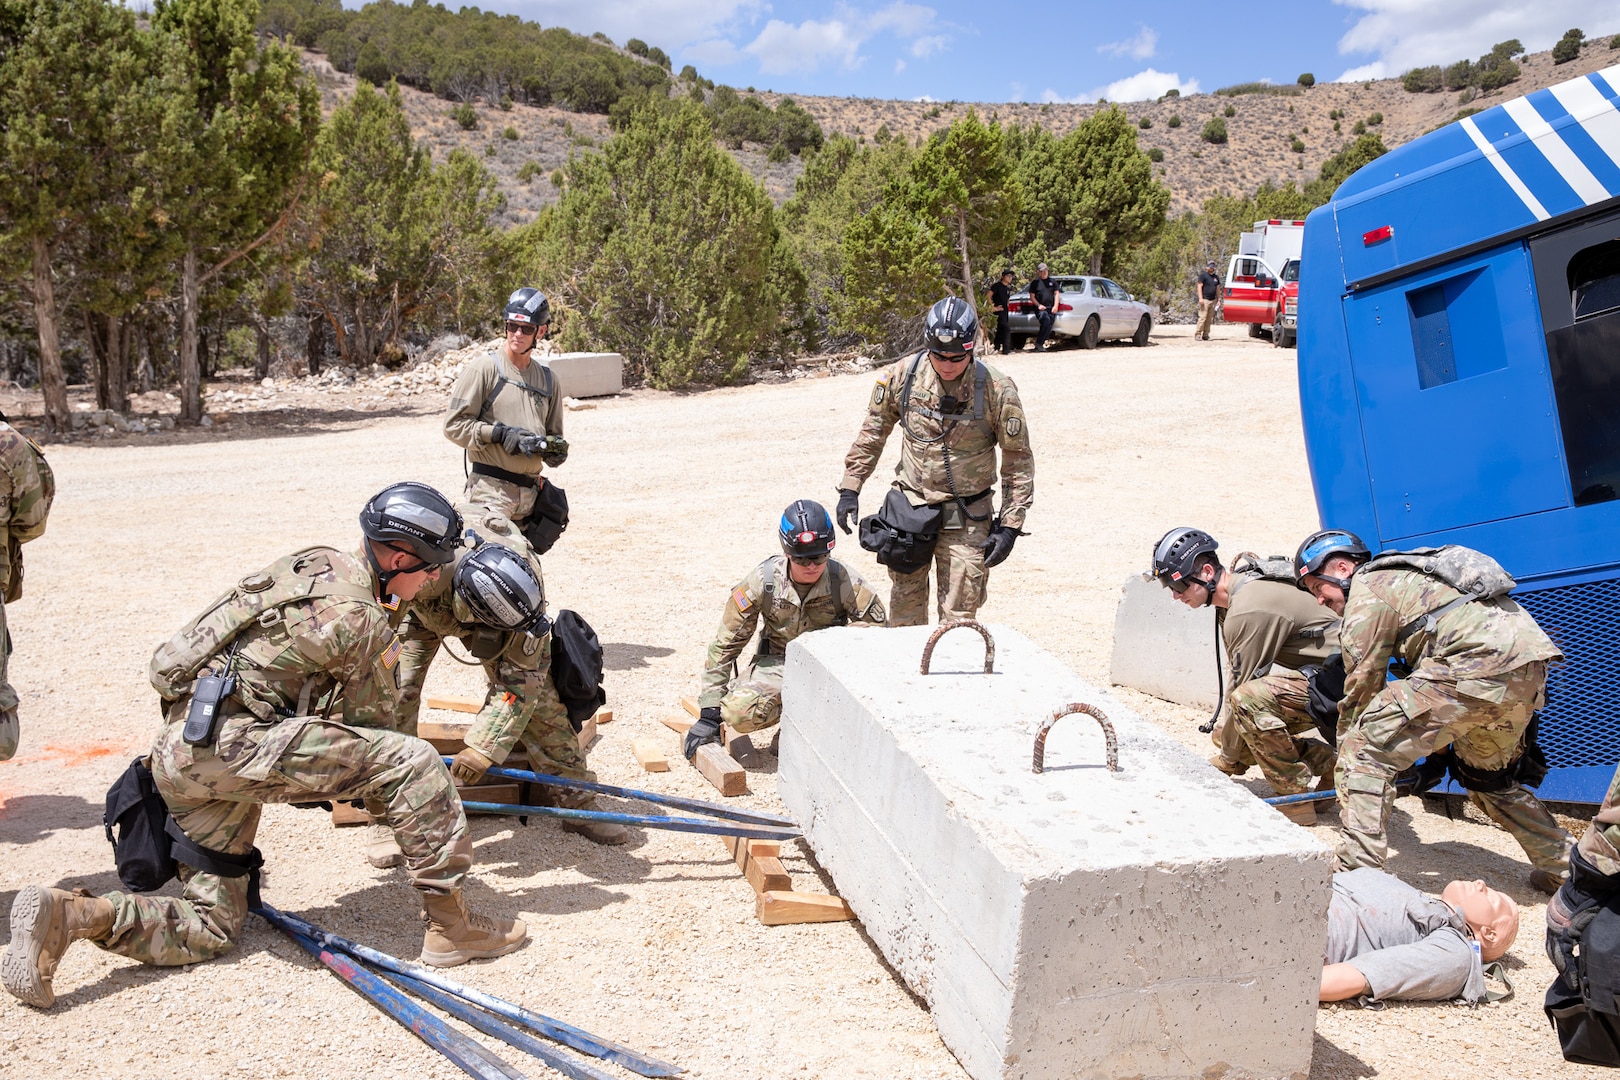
[
  {"xmin": 1571, "ymin": 240, "xmax": 1620, "ymax": 321},
  {"xmin": 1057, "ymin": 278, "xmax": 1085, "ymax": 293},
  {"xmin": 1538, "ymin": 232, "xmax": 1620, "ymax": 506},
  {"xmin": 1233, "ymin": 258, "xmax": 1261, "ymax": 282},
  {"xmin": 1282, "ymin": 260, "xmax": 1300, "ymax": 283}
]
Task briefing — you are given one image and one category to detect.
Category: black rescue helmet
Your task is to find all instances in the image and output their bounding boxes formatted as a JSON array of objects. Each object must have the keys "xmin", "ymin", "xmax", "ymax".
[
  {"xmin": 503, "ymin": 286, "xmax": 551, "ymax": 328},
  {"xmin": 360, "ymin": 482, "xmax": 463, "ymax": 566},
  {"xmin": 453, "ymin": 542, "xmax": 548, "ymax": 633},
  {"xmin": 779, "ymin": 499, "xmax": 835, "ymax": 559},
  {"xmin": 1151, "ymin": 527, "xmax": 1220, "ymax": 595},
  {"xmin": 924, "ymin": 296, "xmax": 977, "ymax": 357},
  {"xmin": 1293, "ymin": 529, "xmax": 1370, "ymax": 590}
]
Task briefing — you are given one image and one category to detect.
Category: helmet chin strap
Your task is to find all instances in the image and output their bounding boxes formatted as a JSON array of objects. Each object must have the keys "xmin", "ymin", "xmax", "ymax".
[{"xmin": 366, "ymin": 543, "xmax": 426, "ymax": 595}]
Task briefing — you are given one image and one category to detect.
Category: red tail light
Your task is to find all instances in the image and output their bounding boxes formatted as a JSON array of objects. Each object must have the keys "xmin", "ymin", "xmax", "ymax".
[
  {"xmin": 1056, "ymin": 303, "xmax": 1072, "ymax": 312},
  {"xmin": 1363, "ymin": 225, "xmax": 1394, "ymax": 246}
]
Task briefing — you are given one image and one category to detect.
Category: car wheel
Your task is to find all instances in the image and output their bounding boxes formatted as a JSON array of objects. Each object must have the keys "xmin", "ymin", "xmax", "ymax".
[
  {"xmin": 1010, "ymin": 334, "xmax": 1031, "ymax": 352},
  {"xmin": 1248, "ymin": 322, "xmax": 1264, "ymax": 340},
  {"xmin": 1079, "ymin": 315, "xmax": 1100, "ymax": 350},
  {"xmin": 1272, "ymin": 314, "xmax": 1286, "ymax": 348},
  {"xmin": 1132, "ymin": 316, "xmax": 1151, "ymax": 347}
]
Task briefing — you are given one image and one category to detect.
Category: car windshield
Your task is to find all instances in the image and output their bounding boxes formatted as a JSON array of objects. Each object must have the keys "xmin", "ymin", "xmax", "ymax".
[{"xmin": 1282, "ymin": 259, "xmax": 1300, "ymax": 283}]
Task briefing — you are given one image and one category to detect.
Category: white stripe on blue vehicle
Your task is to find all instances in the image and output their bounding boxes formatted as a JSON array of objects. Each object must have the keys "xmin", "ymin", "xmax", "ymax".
[
  {"xmin": 1460, "ymin": 116, "xmax": 1549, "ymax": 220},
  {"xmin": 1501, "ymin": 97, "xmax": 1610, "ymax": 205}
]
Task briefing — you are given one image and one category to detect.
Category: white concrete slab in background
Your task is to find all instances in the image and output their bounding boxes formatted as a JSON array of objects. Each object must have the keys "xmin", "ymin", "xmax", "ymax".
[
  {"xmin": 1109, "ymin": 573, "xmax": 1224, "ymax": 709},
  {"xmin": 547, "ymin": 352, "xmax": 622, "ymax": 398}
]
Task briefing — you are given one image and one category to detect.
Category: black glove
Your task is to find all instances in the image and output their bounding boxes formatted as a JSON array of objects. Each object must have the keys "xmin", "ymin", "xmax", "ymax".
[
  {"xmin": 1548, "ymin": 848, "xmax": 1620, "ymax": 989},
  {"xmin": 684, "ymin": 707, "xmax": 723, "ymax": 761},
  {"xmin": 540, "ymin": 435, "xmax": 569, "ymax": 468},
  {"xmin": 836, "ymin": 489, "xmax": 859, "ymax": 534},
  {"xmin": 980, "ymin": 525, "xmax": 1019, "ymax": 568},
  {"xmin": 490, "ymin": 422, "xmax": 538, "ymax": 455}
]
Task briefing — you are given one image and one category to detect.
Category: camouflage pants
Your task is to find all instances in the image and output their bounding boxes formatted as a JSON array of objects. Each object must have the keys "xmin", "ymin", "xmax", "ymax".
[
  {"xmin": 0, "ymin": 596, "xmax": 15, "ymax": 761},
  {"xmin": 1226, "ymin": 670, "xmax": 1335, "ymax": 795},
  {"xmin": 1335, "ymin": 661, "xmax": 1571, "ymax": 874},
  {"xmin": 719, "ymin": 655, "xmax": 783, "ymax": 733},
  {"xmin": 93, "ymin": 706, "xmax": 472, "ymax": 967},
  {"xmin": 888, "ymin": 507, "xmax": 993, "ymax": 627},
  {"xmin": 464, "ymin": 473, "xmax": 539, "ymax": 521}
]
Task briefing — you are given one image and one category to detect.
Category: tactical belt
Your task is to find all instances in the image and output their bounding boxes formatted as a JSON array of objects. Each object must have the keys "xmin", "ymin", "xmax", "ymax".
[
  {"xmin": 469, "ymin": 462, "xmax": 539, "ymax": 489},
  {"xmin": 164, "ymin": 817, "xmax": 265, "ymax": 906}
]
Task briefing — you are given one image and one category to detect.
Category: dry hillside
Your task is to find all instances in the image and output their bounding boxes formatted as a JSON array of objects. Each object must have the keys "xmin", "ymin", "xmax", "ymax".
[{"xmin": 306, "ymin": 38, "xmax": 1620, "ymax": 218}]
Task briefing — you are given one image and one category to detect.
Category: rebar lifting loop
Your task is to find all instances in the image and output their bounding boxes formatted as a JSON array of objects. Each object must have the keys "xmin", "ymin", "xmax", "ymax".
[
  {"xmin": 919, "ymin": 619, "xmax": 995, "ymax": 675},
  {"xmin": 1032, "ymin": 702, "xmax": 1119, "ymax": 774}
]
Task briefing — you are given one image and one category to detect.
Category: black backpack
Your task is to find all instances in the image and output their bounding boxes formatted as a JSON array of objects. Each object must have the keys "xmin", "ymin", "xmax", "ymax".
[{"xmin": 550, "ymin": 609, "xmax": 606, "ymax": 732}]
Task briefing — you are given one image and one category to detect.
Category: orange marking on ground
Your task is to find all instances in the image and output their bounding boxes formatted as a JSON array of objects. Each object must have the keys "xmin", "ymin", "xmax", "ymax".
[{"xmin": 12, "ymin": 742, "xmax": 128, "ymax": 767}]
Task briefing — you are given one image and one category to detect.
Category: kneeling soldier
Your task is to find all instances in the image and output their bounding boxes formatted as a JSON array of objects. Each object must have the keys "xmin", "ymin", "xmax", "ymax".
[
  {"xmin": 387, "ymin": 504, "xmax": 627, "ymax": 849},
  {"xmin": 1, "ymin": 484, "xmax": 528, "ymax": 1011},
  {"xmin": 1151, "ymin": 527, "xmax": 1339, "ymax": 823},
  {"xmin": 686, "ymin": 500, "xmax": 885, "ymax": 759}
]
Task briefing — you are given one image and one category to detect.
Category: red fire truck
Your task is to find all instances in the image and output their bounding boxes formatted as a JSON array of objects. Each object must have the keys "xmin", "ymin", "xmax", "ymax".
[{"xmin": 1222, "ymin": 219, "xmax": 1303, "ymax": 346}]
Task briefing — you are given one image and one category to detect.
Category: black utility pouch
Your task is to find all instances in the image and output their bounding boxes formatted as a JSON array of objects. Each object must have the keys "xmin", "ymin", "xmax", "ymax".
[
  {"xmin": 521, "ymin": 480, "xmax": 569, "ymax": 556},
  {"xmin": 859, "ymin": 488, "xmax": 943, "ymax": 574},
  {"xmin": 103, "ymin": 758, "xmax": 178, "ymax": 892},
  {"xmin": 182, "ymin": 673, "xmax": 235, "ymax": 747}
]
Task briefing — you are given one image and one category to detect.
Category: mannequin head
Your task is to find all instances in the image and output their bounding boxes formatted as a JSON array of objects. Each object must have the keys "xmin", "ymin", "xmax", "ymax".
[{"xmin": 1442, "ymin": 879, "xmax": 1520, "ymax": 961}]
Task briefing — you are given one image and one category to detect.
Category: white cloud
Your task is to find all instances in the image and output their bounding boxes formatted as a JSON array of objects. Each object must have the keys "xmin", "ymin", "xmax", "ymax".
[
  {"xmin": 1041, "ymin": 67, "xmax": 1199, "ymax": 104},
  {"xmin": 506, "ymin": 0, "xmax": 764, "ymax": 55},
  {"xmin": 1331, "ymin": 0, "xmax": 1620, "ymax": 77},
  {"xmin": 685, "ymin": 38, "xmax": 744, "ymax": 66},
  {"xmin": 738, "ymin": 1, "xmax": 949, "ymax": 76},
  {"xmin": 1098, "ymin": 26, "xmax": 1158, "ymax": 61},
  {"xmin": 1337, "ymin": 61, "xmax": 1386, "ymax": 81},
  {"xmin": 895, "ymin": 58, "xmax": 907, "ymax": 74}
]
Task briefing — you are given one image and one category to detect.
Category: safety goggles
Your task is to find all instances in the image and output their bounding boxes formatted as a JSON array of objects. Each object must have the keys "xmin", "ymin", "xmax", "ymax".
[
  {"xmin": 928, "ymin": 350, "xmax": 971, "ymax": 363},
  {"xmin": 789, "ymin": 553, "xmax": 830, "ymax": 567},
  {"xmin": 1157, "ymin": 571, "xmax": 1200, "ymax": 595}
]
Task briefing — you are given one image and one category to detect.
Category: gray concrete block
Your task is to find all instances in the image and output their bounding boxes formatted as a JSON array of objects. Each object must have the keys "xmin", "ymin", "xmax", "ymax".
[
  {"xmin": 1109, "ymin": 573, "xmax": 1224, "ymax": 709},
  {"xmin": 546, "ymin": 352, "xmax": 623, "ymax": 398},
  {"xmin": 780, "ymin": 624, "xmax": 1331, "ymax": 1080}
]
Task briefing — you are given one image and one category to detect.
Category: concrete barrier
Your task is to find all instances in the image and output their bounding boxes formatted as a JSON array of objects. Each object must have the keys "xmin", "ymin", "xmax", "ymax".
[
  {"xmin": 1108, "ymin": 573, "xmax": 1223, "ymax": 709},
  {"xmin": 780, "ymin": 624, "xmax": 1331, "ymax": 1080},
  {"xmin": 546, "ymin": 352, "xmax": 623, "ymax": 398}
]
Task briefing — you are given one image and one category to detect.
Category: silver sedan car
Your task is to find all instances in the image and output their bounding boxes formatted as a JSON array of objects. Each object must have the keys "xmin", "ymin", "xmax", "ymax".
[{"xmin": 1005, "ymin": 275, "xmax": 1154, "ymax": 349}]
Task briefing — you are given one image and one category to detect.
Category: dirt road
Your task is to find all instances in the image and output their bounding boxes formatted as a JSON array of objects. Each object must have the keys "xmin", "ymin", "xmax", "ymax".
[{"xmin": 0, "ymin": 323, "xmax": 1595, "ymax": 1078}]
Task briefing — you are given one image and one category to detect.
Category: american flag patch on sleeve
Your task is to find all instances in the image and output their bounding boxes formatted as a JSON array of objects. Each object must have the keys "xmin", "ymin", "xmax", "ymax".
[
  {"xmin": 732, "ymin": 586, "xmax": 753, "ymax": 614},
  {"xmin": 379, "ymin": 635, "xmax": 404, "ymax": 669}
]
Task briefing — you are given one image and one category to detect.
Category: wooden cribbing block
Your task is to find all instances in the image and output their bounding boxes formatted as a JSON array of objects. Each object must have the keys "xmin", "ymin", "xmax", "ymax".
[
  {"xmin": 331, "ymin": 802, "xmax": 372, "ymax": 827},
  {"xmin": 681, "ymin": 696, "xmax": 700, "ymax": 718},
  {"xmin": 661, "ymin": 716, "xmax": 692, "ymax": 735},
  {"xmin": 456, "ymin": 782, "xmax": 521, "ymax": 809},
  {"xmin": 693, "ymin": 742, "xmax": 747, "ymax": 796},
  {"xmin": 632, "ymin": 738, "xmax": 670, "ymax": 772},
  {"xmin": 756, "ymin": 891, "xmax": 857, "ymax": 926},
  {"xmin": 661, "ymin": 714, "xmax": 754, "ymax": 757},
  {"xmin": 576, "ymin": 714, "xmax": 597, "ymax": 750},
  {"xmin": 594, "ymin": 708, "xmax": 614, "ymax": 724},
  {"xmin": 723, "ymin": 835, "xmax": 791, "ymax": 893},
  {"xmin": 425, "ymin": 693, "xmax": 481, "ymax": 713}
]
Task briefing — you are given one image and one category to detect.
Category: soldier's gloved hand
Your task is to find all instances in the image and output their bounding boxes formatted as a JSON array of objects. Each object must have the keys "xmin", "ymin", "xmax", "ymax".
[
  {"xmin": 980, "ymin": 525, "xmax": 1019, "ymax": 568},
  {"xmin": 449, "ymin": 746, "xmax": 494, "ymax": 785},
  {"xmin": 1547, "ymin": 849, "xmax": 1618, "ymax": 989},
  {"xmin": 540, "ymin": 435, "xmax": 569, "ymax": 468},
  {"xmin": 491, "ymin": 422, "xmax": 538, "ymax": 455},
  {"xmin": 836, "ymin": 489, "xmax": 859, "ymax": 534},
  {"xmin": 684, "ymin": 707, "xmax": 723, "ymax": 761}
]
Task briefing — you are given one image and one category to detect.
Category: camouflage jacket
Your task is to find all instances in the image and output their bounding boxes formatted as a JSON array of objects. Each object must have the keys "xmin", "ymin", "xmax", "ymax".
[
  {"xmin": 1219, "ymin": 574, "xmax": 1339, "ymax": 688},
  {"xmin": 700, "ymin": 556, "xmax": 885, "ymax": 709},
  {"xmin": 0, "ymin": 421, "xmax": 52, "ymax": 590},
  {"xmin": 443, "ymin": 349, "xmax": 563, "ymax": 480},
  {"xmin": 160, "ymin": 546, "xmax": 403, "ymax": 729},
  {"xmin": 1338, "ymin": 566, "xmax": 1562, "ymax": 725},
  {"xmin": 1580, "ymin": 766, "xmax": 1620, "ymax": 875},
  {"xmin": 396, "ymin": 505, "xmax": 554, "ymax": 763},
  {"xmin": 839, "ymin": 354, "xmax": 1034, "ymax": 530}
]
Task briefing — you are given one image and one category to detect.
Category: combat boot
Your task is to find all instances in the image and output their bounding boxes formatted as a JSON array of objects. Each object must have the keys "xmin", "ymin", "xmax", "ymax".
[
  {"xmin": 364, "ymin": 823, "xmax": 404, "ymax": 869},
  {"xmin": 419, "ymin": 889, "xmax": 527, "ymax": 968},
  {"xmin": 1209, "ymin": 754, "xmax": 1249, "ymax": 777},
  {"xmin": 550, "ymin": 791, "xmax": 630, "ymax": 846},
  {"xmin": 1275, "ymin": 800, "xmax": 1317, "ymax": 826},
  {"xmin": 2, "ymin": 885, "xmax": 115, "ymax": 1008}
]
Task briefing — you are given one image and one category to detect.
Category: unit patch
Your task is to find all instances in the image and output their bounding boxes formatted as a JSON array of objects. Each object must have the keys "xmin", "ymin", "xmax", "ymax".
[{"xmin": 1006, "ymin": 416, "xmax": 1023, "ymax": 438}]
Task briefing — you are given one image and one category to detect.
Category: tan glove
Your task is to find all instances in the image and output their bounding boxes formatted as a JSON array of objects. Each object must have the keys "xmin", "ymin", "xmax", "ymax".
[{"xmin": 449, "ymin": 746, "xmax": 494, "ymax": 786}]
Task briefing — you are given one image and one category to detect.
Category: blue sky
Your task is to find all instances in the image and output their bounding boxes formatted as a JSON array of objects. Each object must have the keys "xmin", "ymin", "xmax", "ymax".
[{"xmin": 431, "ymin": 0, "xmax": 1618, "ymax": 103}]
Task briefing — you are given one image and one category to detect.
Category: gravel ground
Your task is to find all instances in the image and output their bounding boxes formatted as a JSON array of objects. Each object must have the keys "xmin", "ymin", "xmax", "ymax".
[{"xmin": 0, "ymin": 322, "xmax": 1601, "ymax": 1079}]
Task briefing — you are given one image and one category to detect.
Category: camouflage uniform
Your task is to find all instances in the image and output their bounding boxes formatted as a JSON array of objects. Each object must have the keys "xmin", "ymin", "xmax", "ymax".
[
  {"xmin": 840, "ymin": 354, "xmax": 1033, "ymax": 625},
  {"xmin": 1577, "ymin": 765, "xmax": 1620, "ymax": 876},
  {"xmin": 1335, "ymin": 565, "xmax": 1570, "ymax": 873},
  {"xmin": 443, "ymin": 349, "xmax": 564, "ymax": 520},
  {"xmin": 95, "ymin": 547, "xmax": 471, "ymax": 967},
  {"xmin": 394, "ymin": 506, "xmax": 590, "ymax": 801},
  {"xmin": 0, "ymin": 421, "xmax": 52, "ymax": 760},
  {"xmin": 1212, "ymin": 572, "xmax": 1340, "ymax": 794},
  {"xmin": 700, "ymin": 556, "xmax": 884, "ymax": 732}
]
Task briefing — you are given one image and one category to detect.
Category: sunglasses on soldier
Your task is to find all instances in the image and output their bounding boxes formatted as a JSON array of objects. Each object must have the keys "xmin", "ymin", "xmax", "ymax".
[
  {"xmin": 505, "ymin": 322, "xmax": 537, "ymax": 336},
  {"xmin": 789, "ymin": 553, "xmax": 830, "ymax": 566}
]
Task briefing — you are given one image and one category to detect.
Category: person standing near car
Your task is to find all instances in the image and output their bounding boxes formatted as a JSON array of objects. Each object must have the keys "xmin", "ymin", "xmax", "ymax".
[
  {"xmin": 987, "ymin": 269, "xmax": 1015, "ymax": 354},
  {"xmin": 1195, "ymin": 260, "xmax": 1222, "ymax": 341},
  {"xmin": 1026, "ymin": 264, "xmax": 1061, "ymax": 352}
]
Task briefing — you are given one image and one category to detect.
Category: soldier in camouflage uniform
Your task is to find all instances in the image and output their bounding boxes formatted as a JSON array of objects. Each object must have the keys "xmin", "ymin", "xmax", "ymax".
[
  {"xmin": 1295, "ymin": 529, "xmax": 1571, "ymax": 893},
  {"xmin": 443, "ymin": 287, "xmax": 566, "ymax": 522},
  {"xmin": 387, "ymin": 502, "xmax": 627, "ymax": 848},
  {"xmin": 1150, "ymin": 528, "xmax": 1338, "ymax": 824},
  {"xmin": 685, "ymin": 500, "xmax": 885, "ymax": 759},
  {"xmin": 835, "ymin": 297, "xmax": 1033, "ymax": 626},
  {"xmin": 0, "ymin": 485, "xmax": 529, "ymax": 1010},
  {"xmin": 0, "ymin": 413, "xmax": 53, "ymax": 760}
]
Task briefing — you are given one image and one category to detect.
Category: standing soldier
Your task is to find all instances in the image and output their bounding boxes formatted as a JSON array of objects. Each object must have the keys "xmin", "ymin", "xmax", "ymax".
[
  {"xmin": 443, "ymin": 287, "xmax": 568, "ymax": 527},
  {"xmin": 834, "ymin": 297, "xmax": 1033, "ymax": 626},
  {"xmin": 1294, "ymin": 529, "xmax": 1572, "ymax": 893},
  {"xmin": 1, "ymin": 484, "xmax": 528, "ymax": 1011},
  {"xmin": 0, "ymin": 412, "xmax": 52, "ymax": 760},
  {"xmin": 385, "ymin": 503, "xmax": 628, "ymax": 849},
  {"xmin": 1150, "ymin": 528, "xmax": 1339, "ymax": 824},
  {"xmin": 685, "ymin": 500, "xmax": 885, "ymax": 760}
]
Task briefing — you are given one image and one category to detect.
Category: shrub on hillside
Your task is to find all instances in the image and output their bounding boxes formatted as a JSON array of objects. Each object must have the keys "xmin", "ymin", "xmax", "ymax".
[
  {"xmin": 451, "ymin": 103, "xmax": 477, "ymax": 130},
  {"xmin": 1223, "ymin": 104, "xmax": 1235, "ymax": 117},
  {"xmin": 1297, "ymin": 73, "xmax": 1315, "ymax": 87},
  {"xmin": 1147, "ymin": 146, "xmax": 1164, "ymax": 162},
  {"xmin": 1554, "ymin": 29, "xmax": 1585, "ymax": 64},
  {"xmin": 517, "ymin": 160, "xmax": 541, "ymax": 183},
  {"xmin": 1366, "ymin": 112, "xmax": 1382, "ymax": 126},
  {"xmin": 1202, "ymin": 118, "xmax": 1228, "ymax": 144},
  {"xmin": 1138, "ymin": 116, "xmax": 1152, "ymax": 129},
  {"xmin": 355, "ymin": 41, "xmax": 389, "ymax": 85},
  {"xmin": 1167, "ymin": 114, "xmax": 1182, "ymax": 128},
  {"xmin": 1215, "ymin": 82, "xmax": 1301, "ymax": 96},
  {"xmin": 502, "ymin": 125, "xmax": 519, "ymax": 140},
  {"xmin": 1403, "ymin": 66, "xmax": 1443, "ymax": 92},
  {"xmin": 1291, "ymin": 136, "xmax": 1305, "ymax": 153},
  {"xmin": 1611, "ymin": 34, "xmax": 1620, "ymax": 49}
]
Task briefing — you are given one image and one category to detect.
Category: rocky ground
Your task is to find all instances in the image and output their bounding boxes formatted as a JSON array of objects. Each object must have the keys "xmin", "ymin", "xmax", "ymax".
[{"xmin": 0, "ymin": 323, "xmax": 1603, "ymax": 1079}]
